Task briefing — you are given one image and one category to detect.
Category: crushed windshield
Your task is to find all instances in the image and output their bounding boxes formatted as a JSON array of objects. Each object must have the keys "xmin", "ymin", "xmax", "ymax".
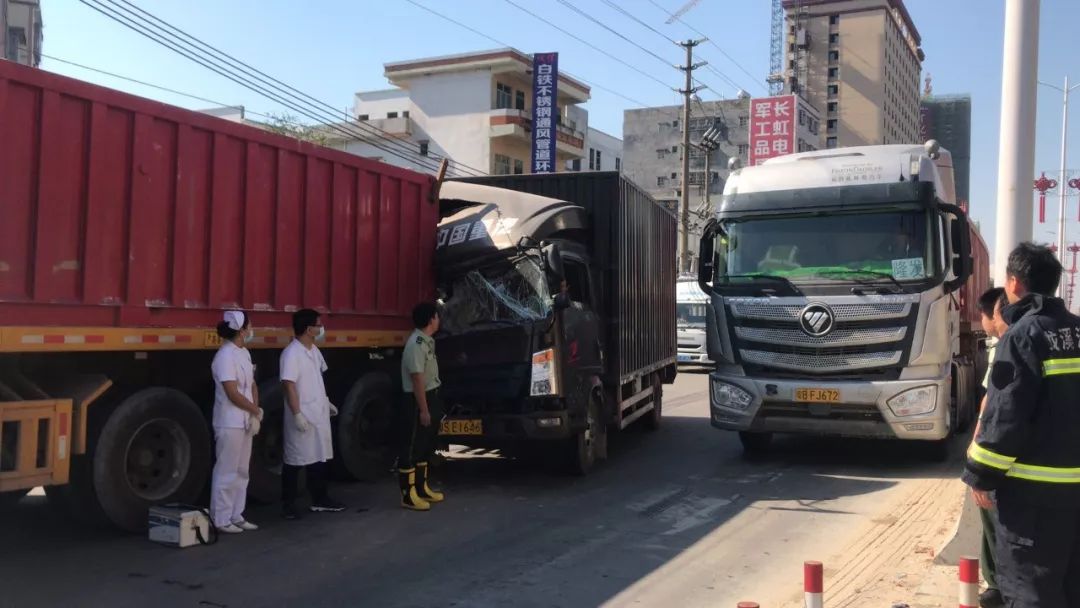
[
  {"xmin": 440, "ymin": 258, "xmax": 552, "ymax": 334},
  {"xmin": 714, "ymin": 211, "xmax": 935, "ymax": 283}
]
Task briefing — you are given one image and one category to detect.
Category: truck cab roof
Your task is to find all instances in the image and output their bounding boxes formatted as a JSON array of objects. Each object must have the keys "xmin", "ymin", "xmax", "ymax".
[{"xmin": 722, "ymin": 142, "xmax": 955, "ymax": 212}]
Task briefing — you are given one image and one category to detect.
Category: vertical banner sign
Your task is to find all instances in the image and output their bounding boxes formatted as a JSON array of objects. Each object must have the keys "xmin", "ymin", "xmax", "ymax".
[
  {"xmin": 748, "ymin": 94, "xmax": 796, "ymax": 166},
  {"xmin": 531, "ymin": 52, "xmax": 559, "ymax": 173}
]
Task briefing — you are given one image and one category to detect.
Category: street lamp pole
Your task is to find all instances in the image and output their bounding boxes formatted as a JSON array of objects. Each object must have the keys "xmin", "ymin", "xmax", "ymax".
[{"xmin": 1039, "ymin": 76, "xmax": 1080, "ymax": 289}]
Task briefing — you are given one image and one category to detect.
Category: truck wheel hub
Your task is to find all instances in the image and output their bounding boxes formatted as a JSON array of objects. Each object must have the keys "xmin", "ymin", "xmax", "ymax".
[{"xmin": 124, "ymin": 418, "xmax": 191, "ymax": 501}]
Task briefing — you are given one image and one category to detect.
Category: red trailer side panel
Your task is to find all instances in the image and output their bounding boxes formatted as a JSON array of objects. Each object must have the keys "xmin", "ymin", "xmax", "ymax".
[
  {"xmin": 959, "ymin": 225, "xmax": 991, "ymax": 329},
  {"xmin": 0, "ymin": 61, "xmax": 437, "ymax": 337}
]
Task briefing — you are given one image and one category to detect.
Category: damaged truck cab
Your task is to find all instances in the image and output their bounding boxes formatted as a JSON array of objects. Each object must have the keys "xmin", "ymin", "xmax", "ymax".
[{"xmin": 435, "ymin": 174, "xmax": 677, "ymax": 473}]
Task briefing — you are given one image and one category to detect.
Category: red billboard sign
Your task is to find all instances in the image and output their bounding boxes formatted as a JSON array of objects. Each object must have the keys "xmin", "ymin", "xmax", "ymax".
[{"xmin": 749, "ymin": 95, "xmax": 796, "ymax": 166}]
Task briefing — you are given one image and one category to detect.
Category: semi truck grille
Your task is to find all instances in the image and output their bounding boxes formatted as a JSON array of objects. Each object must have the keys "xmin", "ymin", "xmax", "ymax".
[
  {"xmin": 731, "ymin": 302, "xmax": 910, "ymax": 322},
  {"xmin": 740, "ymin": 349, "xmax": 903, "ymax": 373},
  {"xmin": 734, "ymin": 326, "xmax": 906, "ymax": 348},
  {"xmin": 728, "ymin": 299, "xmax": 916, "ymax": 375}
]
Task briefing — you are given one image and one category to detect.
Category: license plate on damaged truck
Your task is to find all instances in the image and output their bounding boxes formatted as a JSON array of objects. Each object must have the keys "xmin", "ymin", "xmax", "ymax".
[
  {"xmin": 795, "ymin": 388, "xmax": 841, "ymax": 403},
  {"xmin": 440, "ymin": 419, "xmax": 482, "ymax": 436}
]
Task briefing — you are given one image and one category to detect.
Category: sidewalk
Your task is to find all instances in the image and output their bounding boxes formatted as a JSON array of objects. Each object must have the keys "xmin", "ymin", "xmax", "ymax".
[{"xmin": 775, "ymin": 475, "xmax": 971, "ymax": 607}]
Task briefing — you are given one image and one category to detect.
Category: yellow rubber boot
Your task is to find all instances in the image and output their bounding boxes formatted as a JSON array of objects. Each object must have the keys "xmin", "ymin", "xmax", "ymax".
[
  {"xmin": 399, "ymin": 468, "xmax": 430, "ymax": 511},
  {"xmin": 416, "ymin": 462, "xmax": 444, "ymax": 503}
]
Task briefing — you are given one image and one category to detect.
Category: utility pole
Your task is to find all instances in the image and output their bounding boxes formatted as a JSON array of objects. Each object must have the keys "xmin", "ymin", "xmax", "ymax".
[
  {"xmin": 1037, "ymin": 75, "xmax": 1080, "ymax": 294},
  {"xmin": 993, "ymin": 0, "xmax": 1040, "ymax": 285},
  {"xmin": 678, "ymin": 39, "xmax": 706, "ymax": 274}
]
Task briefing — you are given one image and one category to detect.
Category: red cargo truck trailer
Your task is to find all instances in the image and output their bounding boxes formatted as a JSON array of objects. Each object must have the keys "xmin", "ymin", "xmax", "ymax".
[{"xmin": 0, "ymin": 60, "xmax": 439, "ymax": 530}]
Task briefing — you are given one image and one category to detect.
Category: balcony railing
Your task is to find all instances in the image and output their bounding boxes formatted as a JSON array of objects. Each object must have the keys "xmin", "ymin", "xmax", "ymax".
[{"xmin": 489, "ymin": 109, "xmax": 585, "ymax": 150}]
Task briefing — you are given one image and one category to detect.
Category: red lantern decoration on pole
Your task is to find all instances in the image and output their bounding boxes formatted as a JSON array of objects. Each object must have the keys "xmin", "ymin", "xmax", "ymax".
[
  {"xmin": 1069, "ymin": 178, "xmax": 1080, "ymax": 221},
  {"xmin": 1035, "ymin": 172, "xmax": 1058, "ymax": 223}
]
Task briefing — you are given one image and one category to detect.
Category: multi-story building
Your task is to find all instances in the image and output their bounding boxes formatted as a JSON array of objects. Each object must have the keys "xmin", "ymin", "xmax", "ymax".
[
  {"xmin": 623, "ymin": 97, "xmax": 750, "ymax": 211},
  {"xmin": 920, "ymin": 94, "xmax": 971, "ymax": 204},
  {"xmin": 1, "ymin": 0, "xmax": 42, "ymax": 67},
  {"xmin": 339, "ymin": 48, "xmax": 591, "ymax": 176},
  {"xmin": 783, "ymin": 0, "xmax": 924, "ymax": 148}
]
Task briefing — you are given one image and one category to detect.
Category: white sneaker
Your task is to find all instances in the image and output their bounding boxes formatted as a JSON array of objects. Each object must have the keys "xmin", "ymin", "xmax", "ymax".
[
  {"xmin": 232, "ymin": 519, "xmax": 258, "ymax": 531},
  {"xmin": 216, "ymin": 524, "xmax": 244, "ymax": 534}
]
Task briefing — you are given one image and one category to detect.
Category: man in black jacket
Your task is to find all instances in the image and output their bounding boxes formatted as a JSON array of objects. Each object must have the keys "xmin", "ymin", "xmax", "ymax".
[{"xmin": 963, "ymin": 242, "xmax": 1077, "ymax": 606}]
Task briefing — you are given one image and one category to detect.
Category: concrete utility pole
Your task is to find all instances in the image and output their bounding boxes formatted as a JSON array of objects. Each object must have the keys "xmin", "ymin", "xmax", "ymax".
[
  {"xmin": 993, "ymin": 0, "xmax": 1040, "ymax": 285},
  {"xmin": 678, "ymin": 39, "xmax": 706, "ymax": 274}
]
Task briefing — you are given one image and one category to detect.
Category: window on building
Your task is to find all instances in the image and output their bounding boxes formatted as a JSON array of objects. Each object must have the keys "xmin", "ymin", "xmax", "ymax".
[
  {"xmin": 419, "ymin": 141, "xmax": 429, "ymax": 156},
  {"xmin": 615, "ymin": 157, "xmax": 621, "ymax": 172},
  {"xmin": 828, "ymin": 50, "xmax": 840, "ymax": 63},
  {"xmin": 828, "ymin": 84, "xmax": 839, "ymax": 97},
  {"xmin": 402, "ymin": 110, "xmax": 410, "ymax": 119},
  {"xmin": 671, "ymin": 172, "xmax": 677, "ymax": 179},
  {"xmin": 829, "ymin": 15, "xmax": 839, "ymax": 25},
  {"xmin": 671, "ymin": 145, "xmax": 678, "ymax": 153},
  {"xmin": 494, "ymin": 154, "xmax": 512, "ymax": 175},
  {"xmin": 6, "ymin": 27, "xmax": 24, "ymax": 61},
  {"xmin": 657, "ymin": 149, "xmax": 667, "ymax": 159},
  {"xmin": 829, "ymin": 33, "xmax": 839, "ymax": 44},
  {"xmin": 739, "ymin": 116, "xmax": 748, "ymax": 127},
  {"xmin": 596, "ymin": 150, "xmax": 602, "ymax": 169},
  {"xmin": 672, "ymin": 119, "xmax": 680, "ymax": 129},
  {"xmin": 387, "ymin": 111, "xmax": 399, "ymax": 119},
  {"xmin": 513, "ymin": 159, "xmax": 524, "ymax": 175},
  {"xmin": 827, "ymin": 101, "xmax": 838, "ymax": 113},
  {"xmin": 496, "ymin": 82, "xmax": 513, "ymax": 109},
  {"xmin": 828, "ymin": 67, "xmax": 839, "ymax": 79},
  {"xmin": 738, "ymin": 144, "xmax": 749, "ymax": 157},
  {"xmin": 589, "ymin": 148, "xmax": 596, "ymax": 170},
  {"xmin": 515, "ymin": 90, "xmax": 526, "ymax": 111},
  {"xmin": 826, "ymin": 136, "xmax": 838, "ymax": 148},
  {"xmin": 357, "ymin": 114, "xmax": 369, "ymax": 121},
  {"xmin": 657, "ymin": 176, "xmax": 668, "ymax": 187},
  {"xmin": 827, "ymin": 119, "xmax": 838, "ymax": 133}
]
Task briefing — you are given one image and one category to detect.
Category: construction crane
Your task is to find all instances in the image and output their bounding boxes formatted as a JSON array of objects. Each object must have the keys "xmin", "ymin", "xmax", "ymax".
[
  {"xmin": 766, "ymin": 0, "xmax": 784, "ymax": 95},
  {"xmin": 665, "ymin": 0, "xmax": 702, "ymax": 24}
]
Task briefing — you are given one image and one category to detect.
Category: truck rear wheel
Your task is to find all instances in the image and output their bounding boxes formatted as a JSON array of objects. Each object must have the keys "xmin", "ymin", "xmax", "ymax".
[
  {"xmin": 92, "ymin": 388, "xmax": 211, "ymax": 532},
  {"xmin": 249, "ymin": 381, "xmax": 286, "ymax": 503},
  {"xmin": 337, "ymin": 373, "xmax": 396, "ymax": 481},
  {"xmin": 644, "ymin": 375, "xmax": 663, "ymax": 431}
]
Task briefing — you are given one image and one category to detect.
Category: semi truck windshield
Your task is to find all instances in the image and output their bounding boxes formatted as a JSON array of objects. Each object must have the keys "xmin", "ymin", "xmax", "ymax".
[
  {"xmin": 715, "ymin": 210, "xmax": 934, "ymax": 283},
  {"xmin": 440, "ymin": 258, "xmax": 552, "ymax": 334}
]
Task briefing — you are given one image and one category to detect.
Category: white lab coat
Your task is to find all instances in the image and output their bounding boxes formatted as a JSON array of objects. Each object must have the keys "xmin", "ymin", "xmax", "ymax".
[{"xmin": 280, "ymin": 339, "xmax": 334, "ymax": 466}]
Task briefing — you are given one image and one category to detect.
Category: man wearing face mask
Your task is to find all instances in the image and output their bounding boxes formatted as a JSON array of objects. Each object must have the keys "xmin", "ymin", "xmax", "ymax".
[{"xmin": 280, "ymin": 308, "xmax": 346, "ymax": 519}]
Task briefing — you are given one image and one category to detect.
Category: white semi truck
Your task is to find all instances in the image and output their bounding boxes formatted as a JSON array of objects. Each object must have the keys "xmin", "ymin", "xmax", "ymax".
[{"xmin": 697, "ymin": 142, "xmax": 990, "ymax": 456}]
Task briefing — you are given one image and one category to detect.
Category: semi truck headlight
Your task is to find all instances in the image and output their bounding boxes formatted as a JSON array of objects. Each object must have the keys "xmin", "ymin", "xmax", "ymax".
[
  {"xmin": 886, "ymin": 386, "xmax": 938, "ymax": 417},
  {"xmin": 712, "ymin": 381, "xmax": 753, "ymax": 411}
]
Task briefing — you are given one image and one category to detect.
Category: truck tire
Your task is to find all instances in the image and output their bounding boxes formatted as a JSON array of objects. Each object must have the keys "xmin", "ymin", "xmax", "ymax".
[
  {"xmin": 952, "ymin": 363, "xmax": 975, "ymax": 434},
  {"xmin": 644, "ymin": 375, "xmax": 663, "ymax": 431},
  {"xmin": 248, "ymin": 381, "xmax": 286, "ymax": 503},
  {"xmin": 738, "ymin": 431, "xmax": 773, "ymax": 455},
  {"xmin": 565, "ymin": 393, "xmax": 602, "ymax": 475},
  {"xmin": 92, "ymin": 388, "xmax": 211, "ymax": 532},
  {"xmin": 337, "ymin": 373, "xmax": 396, "ymax": 481}
]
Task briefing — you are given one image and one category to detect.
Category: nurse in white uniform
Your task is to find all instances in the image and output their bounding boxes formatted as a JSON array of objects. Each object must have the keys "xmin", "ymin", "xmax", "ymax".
[
  {"xmin": 280, "ymin": 308, "xmax": 346, "ymax": 519},
  {"xmin": 210, "ymin": 310, "xmax": 262, "ymax": 534}
]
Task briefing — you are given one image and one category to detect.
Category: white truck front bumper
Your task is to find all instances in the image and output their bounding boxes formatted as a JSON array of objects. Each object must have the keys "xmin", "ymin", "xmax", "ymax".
[{"xmin": 708, "ymin": 370, "xmax": 951, "ymax": 441}]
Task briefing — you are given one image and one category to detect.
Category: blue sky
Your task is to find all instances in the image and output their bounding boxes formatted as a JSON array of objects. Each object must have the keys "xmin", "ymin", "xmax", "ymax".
[{"xmin": 40, "ymin": 0, "xmax": 1078, "ymax": 261}]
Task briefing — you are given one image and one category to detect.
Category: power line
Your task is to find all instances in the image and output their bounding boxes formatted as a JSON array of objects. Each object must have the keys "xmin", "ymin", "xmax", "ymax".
[
  {"xmin": 108, "ymin": 0, "xmax": 484, "ymax": 176},
  {"xmin": 501, "ymin": 0, "xmax": 674, "ymax": 91},
  {"xmin": 41, "ymin": 53, "xmax": 283, "ymax": 123},
  {"xmin": 554, "ymin": 0, "xmax": 676, "ymax": 68},
  {"xmin": 84, "ymin": 0, "xmax": 485, "ymax": 177},
  {"xmin": 593, "ymin": 0, "xmax": 744, "ymax": 96},
  {"xmin": 647, "ymin": 0, "xmax": 768, "ymax": 93},
  {"xmin": 405, "ymin": 0, "xmax": 651, "ymax": 108}
]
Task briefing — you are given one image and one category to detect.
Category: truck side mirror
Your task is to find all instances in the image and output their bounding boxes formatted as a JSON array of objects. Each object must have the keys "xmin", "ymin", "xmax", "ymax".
[
  {"xmin": 697, "ymin": 220, "xmax": 716, "ymax": 294},
  {"xmin": 941, "ymin": 203, "xmax": 972, "ymax": 294}
]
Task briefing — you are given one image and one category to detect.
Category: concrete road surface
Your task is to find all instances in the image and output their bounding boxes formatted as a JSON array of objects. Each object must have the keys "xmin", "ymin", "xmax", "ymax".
[{"xmin": 0, "ymin": 371, "xmax": 964, "ymax": 608}]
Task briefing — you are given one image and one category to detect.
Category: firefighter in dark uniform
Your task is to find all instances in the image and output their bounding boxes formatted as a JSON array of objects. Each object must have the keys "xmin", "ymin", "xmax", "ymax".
[
  {"xmin": 963, "ymin": 242, "xmax": 1080, "ymax": 606},
  {"xmin": 397, "ymin": 302, "xmax": 445, "ymax": 511}
]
